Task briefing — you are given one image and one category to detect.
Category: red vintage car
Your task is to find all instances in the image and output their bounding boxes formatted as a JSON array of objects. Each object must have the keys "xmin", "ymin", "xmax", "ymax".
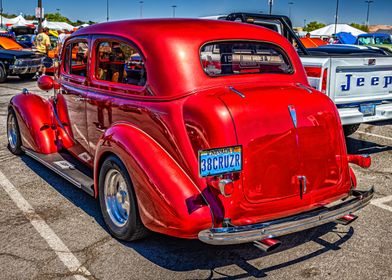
[{"xmin": 7, "ymin": 19, "xmax": 373, "ymax": 250}]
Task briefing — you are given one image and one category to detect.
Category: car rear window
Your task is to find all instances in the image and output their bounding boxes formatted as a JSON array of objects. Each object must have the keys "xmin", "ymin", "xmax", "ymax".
[{"xmin": 200, "ymin": 41, "xmax": 293, "ymax": 76}]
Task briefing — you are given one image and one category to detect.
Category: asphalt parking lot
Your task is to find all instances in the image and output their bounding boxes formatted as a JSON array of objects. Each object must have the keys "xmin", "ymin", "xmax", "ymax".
[{"xmin": 0, "ymin": 78, "xmax": 391, "ymax": 280}]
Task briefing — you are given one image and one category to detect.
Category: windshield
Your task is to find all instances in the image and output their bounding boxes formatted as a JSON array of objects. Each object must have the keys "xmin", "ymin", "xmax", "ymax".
[
  {"xmin": 358, "ymin": 36, "xmax": 392, "ymax": 45},
  {"xmin": 375, "ymin": 36, "xmax": 392, "ymax": 44},
  {"xmin": 200, "ymin": 41, "xmax": 293, "ymax": 76}
]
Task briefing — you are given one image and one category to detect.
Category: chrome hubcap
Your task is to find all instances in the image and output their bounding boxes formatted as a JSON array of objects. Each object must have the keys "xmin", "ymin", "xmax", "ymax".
[
  {"xmin": 7, "ymin": 113, "xmax": 17, "ymax": 150},
  {"xmin": 104, "ymin": 169, "xmax": 130, "ymax": 227}
]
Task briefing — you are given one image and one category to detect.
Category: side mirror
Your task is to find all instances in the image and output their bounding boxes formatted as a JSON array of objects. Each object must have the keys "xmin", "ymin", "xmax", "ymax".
[
  {"xmin": 42, "ymin": 57, "xmax": 54, "ymax": 68},
  {"xmin": 37, "ymin": 75, "xmax": 56, "ymax": 91}
]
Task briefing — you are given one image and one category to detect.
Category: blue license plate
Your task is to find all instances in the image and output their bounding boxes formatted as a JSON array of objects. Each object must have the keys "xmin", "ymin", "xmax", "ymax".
[
  {"xmin": 359, "ymin": 104, "xmax": 376, "ymax": 116},
  {"xmin": 198, "ymin": 146, "xmax": 242, "ymax": 177}
]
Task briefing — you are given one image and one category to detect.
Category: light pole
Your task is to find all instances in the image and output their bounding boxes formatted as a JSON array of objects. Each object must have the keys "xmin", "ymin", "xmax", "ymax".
[
  {"xmin": 106, "ymin": 0, "xmax": 109, "ymax": 22},
  {"xmin": 365, "ymin": 0, "xmax": 373, "ymax": 28},
  {"xmin": 304, "ymin": 19, "xmax": 306, "ymax": 28},
  {"xmin": 0, "ymin": 0, "xmax": 3, "ymax": 29},
  {"xmin": 268, "ymin": 0, "xmax": 273, "ymax": 15},
  {"xmin": 38, "ymin": 0, "xmax": 43, "ymax": 32},
  {"xmin": 171, "ymin": 5, "xmax": 177, "ymax": 18},
  {"xmin": 334, "ymin": 0, "xmax": 339, "ymax": 35},
  {"xmin": 139, "ymin": 1, "xmax": 143, "ymax": 18},
  {"xmin": 288, "ymin": 2, "xmax": 294, "ymax": 19}
]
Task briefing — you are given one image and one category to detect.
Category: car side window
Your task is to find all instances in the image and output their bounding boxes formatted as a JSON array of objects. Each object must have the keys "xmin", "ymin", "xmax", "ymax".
[
  {"xmin": 95, "ymin": 40, "xmax": 146, "ymax": 86},
  {"xmin": 63, "ymin": 41, "xmax": 89, "ymax": 77}
]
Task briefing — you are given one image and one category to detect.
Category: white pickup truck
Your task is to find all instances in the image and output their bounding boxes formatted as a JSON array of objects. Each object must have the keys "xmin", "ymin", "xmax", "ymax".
[{"xmin": 214, "ymin": 13, "xmax": 392, "ymax": 135}]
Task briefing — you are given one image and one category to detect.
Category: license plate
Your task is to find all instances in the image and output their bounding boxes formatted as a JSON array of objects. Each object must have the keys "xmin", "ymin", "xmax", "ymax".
[
  {"xmin": 198, "ymin": 145, "xmax": 242, "ymax": 177},
  {"xmin": 359, "ymin": 104, "xmax": 376, "ymax": 116}
]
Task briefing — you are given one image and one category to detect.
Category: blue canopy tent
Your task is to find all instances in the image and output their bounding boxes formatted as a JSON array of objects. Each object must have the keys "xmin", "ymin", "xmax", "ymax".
[{"xmin": 336, "ymin": 32, "xmax": 357, "ymax": 44}]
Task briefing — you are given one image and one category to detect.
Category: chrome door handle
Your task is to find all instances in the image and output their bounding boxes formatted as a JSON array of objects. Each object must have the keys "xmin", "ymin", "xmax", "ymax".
[{"xmin": 73, "ymin": 97, "xmax": 89, "ymax": 102}]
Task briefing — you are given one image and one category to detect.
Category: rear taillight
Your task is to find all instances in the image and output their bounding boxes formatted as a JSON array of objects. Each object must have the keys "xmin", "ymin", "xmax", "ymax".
[
  {"xmin": 304, "ymin": 66, "xmax": 328, "ymax": 94},
  {"xmin": 321, "ymin": 68, "xmax": 328, "ymax": 93},
  {"xmin": 304, "ymin": 66, "xmax": 322, "ymax": 77},
  {"xmin": 207, "ymin": 173, "xmax": 240, "ymax": 198}
]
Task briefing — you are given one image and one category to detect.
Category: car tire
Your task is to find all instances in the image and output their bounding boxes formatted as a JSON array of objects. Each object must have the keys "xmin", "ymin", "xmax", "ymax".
[
  {"xmin": 99, "ymin": 155, "xmax": 149, "ymax": 241},
  {"xmin": 343, "ymin": 124, "xmax": 360, "ymax": 137},
  {"xmin": 18, "ymin": 74, "xmax": 35, "ymax": 80},
  {"xmin": 7, "ymin": 108, "xmax": 23, "ymax": 155},
  {"xmin": 0, "ymin": 63, "xmax": 8, "ymax": 83}
]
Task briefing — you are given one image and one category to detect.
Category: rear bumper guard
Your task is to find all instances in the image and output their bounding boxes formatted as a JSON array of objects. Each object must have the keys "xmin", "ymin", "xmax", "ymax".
[{"xmin": 198, "ymin": 187, "xmax": 374, "ymax": 245}]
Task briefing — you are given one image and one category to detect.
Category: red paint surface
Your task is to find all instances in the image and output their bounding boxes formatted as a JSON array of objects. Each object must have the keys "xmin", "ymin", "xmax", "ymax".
[{"xmin": 9, "ymin": 19, "xmax": 366, "ymax": 239}]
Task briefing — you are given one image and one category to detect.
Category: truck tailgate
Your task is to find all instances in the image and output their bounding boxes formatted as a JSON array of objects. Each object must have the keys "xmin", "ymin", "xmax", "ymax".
[{"xmin": 329, "ymin": 57, "xmax": 392, "ymax": 104}]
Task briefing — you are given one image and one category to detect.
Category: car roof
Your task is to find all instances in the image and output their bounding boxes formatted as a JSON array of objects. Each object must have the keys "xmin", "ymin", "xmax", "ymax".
[
  {"xmin": 358, "ymin": 33, "xmax": 390, "ymax": 37},
  {"xmin": 72, "ymin": 19, "xmax": 306, "ymax": 98}
]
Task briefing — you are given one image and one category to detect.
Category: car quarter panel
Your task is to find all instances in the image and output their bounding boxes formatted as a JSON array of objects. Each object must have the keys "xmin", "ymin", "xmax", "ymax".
[{"xmin": 94, "ymin": 123, "xmax": 213, "ymax": 238}]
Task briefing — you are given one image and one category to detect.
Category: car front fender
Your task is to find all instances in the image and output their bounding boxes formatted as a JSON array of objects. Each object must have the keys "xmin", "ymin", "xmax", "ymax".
[
  {"xmin": 94, "ymin": 123, "xmax": 213, "ymax": 238},
  {"xmin": 10, "ymin": 93, "xmax": 58, "ymax": 154}
]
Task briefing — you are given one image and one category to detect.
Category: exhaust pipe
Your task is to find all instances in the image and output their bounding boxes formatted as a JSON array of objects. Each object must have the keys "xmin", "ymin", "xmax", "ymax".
[
  {"xmin": 253, "ymin": 238, "xmax": 281, "ymax": 252},
  {"xmin": 336, "ymin": 214, "xmax": 358, "ymax": 225}
]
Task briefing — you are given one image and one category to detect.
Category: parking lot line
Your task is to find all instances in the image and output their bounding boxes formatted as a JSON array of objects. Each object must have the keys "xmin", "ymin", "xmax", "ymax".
[
  {"xmin": 0, "ymin": 170, "xmax": 91, "ymax": 280},
  {"xmin": 371, "ymin": 195, "xmax": 392, "ymax": 213},
  {"xmin": 357, "ymin": 131, "xmax": 392, "ymax": 142}
]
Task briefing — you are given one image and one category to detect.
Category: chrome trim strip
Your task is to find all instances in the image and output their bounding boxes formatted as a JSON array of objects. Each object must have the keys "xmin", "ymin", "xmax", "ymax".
[
  {"xmin": 22, "ymin": 148, "xmax": 82, "ymax": 189},
  {"xmin": 288, "ymin": 105, "xmax": 298, "ymax": 128},
  {"xmin": 336, "ymin": 66, "xmax": 392, "ymax": 73},
  {"xmin": 296, "ymin": 83, "xmax": 313, "ymax": 93},
  {"xmin": 229, "ymin": 86, "xmax": 246, "ymax": 98},
  {"xmin": 198, "ymin": 187, "xmax": 374, "ymax": 245}
]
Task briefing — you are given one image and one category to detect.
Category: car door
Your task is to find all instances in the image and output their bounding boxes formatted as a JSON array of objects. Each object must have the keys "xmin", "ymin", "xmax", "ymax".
[
  {"xmin": 86, "ymin": 36, "xmax": 147, "ymax": 160},
  {"xmin": 59, "ymin": 36, "xmax": 93, "ymax": 165}
]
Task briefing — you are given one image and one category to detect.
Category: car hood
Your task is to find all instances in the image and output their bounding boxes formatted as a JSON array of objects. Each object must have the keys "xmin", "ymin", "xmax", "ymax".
[{"xmin": 0, "ymin": 49, "xmax": 42, "ymax": 59}]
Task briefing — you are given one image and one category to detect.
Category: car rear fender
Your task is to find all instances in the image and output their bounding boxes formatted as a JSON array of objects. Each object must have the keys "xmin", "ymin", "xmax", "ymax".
[
  {"xmin": 10, "ymin": 93, "xmax": 58, "ymax": 154},
  {"xmin": 94, "ymin": 123, "xmax": 213, "ymax": 238}
]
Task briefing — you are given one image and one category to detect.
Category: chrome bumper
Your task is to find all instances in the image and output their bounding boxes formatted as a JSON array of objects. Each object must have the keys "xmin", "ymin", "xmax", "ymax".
[
  {"xmin": 198, "ymin": 187, "xmax": 374, "ymax": 245},
  {"xmin": 338, "ymin": 104, "xmax": 392, "ymax": 125},
  {"xmin": 10, "ymin": 65, "xmax": 42, "ymax": 75}
]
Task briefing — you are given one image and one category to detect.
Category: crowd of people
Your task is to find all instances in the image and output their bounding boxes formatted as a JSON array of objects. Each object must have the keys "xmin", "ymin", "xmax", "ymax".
[{"xmin": 11, "ymin": 27, "xmax": 74, "ymax": 76}]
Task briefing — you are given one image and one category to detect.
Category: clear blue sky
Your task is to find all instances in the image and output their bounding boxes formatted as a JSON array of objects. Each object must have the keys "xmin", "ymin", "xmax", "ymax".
[{"xmin": 3, "ymin": 0, "xmax": 392, "ymax": 27}]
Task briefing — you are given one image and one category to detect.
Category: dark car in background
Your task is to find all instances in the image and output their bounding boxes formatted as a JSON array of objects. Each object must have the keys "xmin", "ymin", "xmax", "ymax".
[
  {"xmin": 16, "ymin": 34, "xmax": 34, "ymax": 48},
  {"xmin": 0, "ymin": 49, "xmax": 43, "ymax": 82},
  {"xmin": 355, "ymin": 33, "xmax": 392, "ymax": 54}
]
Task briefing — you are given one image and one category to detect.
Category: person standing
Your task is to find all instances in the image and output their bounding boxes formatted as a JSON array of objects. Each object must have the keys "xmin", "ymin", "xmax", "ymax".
[
  {"xmin": 57, "ymin": 30, "xmax": 67, "ymax": 47},
  {"xmin": 35, "ymin": 27, "xmax": 51, "ymax": 76}
]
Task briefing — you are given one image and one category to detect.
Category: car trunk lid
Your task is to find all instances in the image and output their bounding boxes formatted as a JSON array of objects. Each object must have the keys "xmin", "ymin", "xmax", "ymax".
[{"xmin": 219, "ymin": 84, "xmax": 346, "ymax": 207}]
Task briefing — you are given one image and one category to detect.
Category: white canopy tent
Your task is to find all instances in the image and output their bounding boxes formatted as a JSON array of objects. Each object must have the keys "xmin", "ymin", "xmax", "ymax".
[
  {"xmin": 5, "ymin": 15, "xmax": 35, "ymax": 28},
  {"xmin": 42, "ymin": 20, "xmax": 74, "ymax": 31},
  {"xmin": 310, "ymin": 24, "xmax": 365, "ymax": 36},
  {"xmin": 76, "ymin": 23, "xmax": 89, "ymax": 29},
  {"xmin": 1, "ymin": 15, "xmax": 74, "ymax": 31}
]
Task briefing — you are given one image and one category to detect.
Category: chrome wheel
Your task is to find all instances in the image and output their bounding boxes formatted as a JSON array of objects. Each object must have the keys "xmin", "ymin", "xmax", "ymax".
[
  {"xmin": 104, "ymin": 169, "xmax": 130, "ymax": 227},
  {"xmin": 7, "ymin": 112, "xmax": 18, "ymax": 150}
]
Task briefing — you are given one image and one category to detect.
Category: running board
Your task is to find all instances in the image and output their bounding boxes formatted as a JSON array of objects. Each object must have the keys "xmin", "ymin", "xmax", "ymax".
[{"xmin": 22, "ymin": 148, "xmax": 95, "ymax": 196}]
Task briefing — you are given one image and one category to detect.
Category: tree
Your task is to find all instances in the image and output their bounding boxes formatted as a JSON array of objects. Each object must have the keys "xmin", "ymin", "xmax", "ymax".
[
  {"xmin": 303, "ymin": 21, "xmax": 326, "ymax": 32},
  {"xmin": 1, "ymin": 11, "xmax": 95, "ymax": 27},
  {"xmin": 350, "ymin": 23, "xmax": 369, "ymax": 32},
  {"xmin": 1, "ymin": 13, "xmax": 18, "ymax": 18},
  {"xmin": 45, "ymin": 12, "xmax": 72, "ymax": 24}
]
